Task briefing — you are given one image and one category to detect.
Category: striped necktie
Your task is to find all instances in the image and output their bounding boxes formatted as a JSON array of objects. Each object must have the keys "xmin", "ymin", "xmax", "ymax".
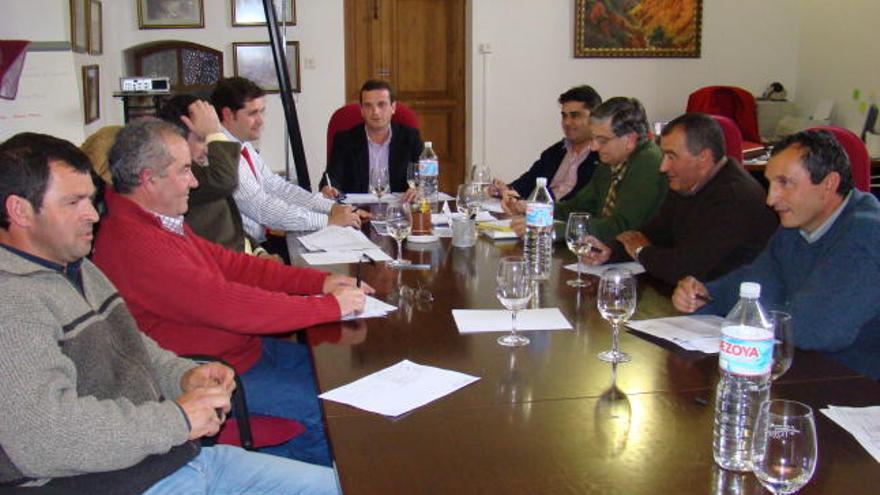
[{"xmin": 601, "ymin": 162, "xmax": 628, "ymax": 217}]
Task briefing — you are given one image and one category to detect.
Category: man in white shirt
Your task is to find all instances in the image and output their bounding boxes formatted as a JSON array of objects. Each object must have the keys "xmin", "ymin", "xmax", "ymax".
[{"xmin": 211, "ymin": 77, "xmax": 361, "ymax": 245}]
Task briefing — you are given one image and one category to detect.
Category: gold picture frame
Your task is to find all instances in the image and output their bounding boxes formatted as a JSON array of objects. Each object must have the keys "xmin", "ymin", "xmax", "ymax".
[
  {"xmin": 233, "ymin": 41, "xmax": 301, "ymax": 93},
  {"xmin": 232, "ymin": 0, "xmax": 296, "ymax": 27},
  {"xmin": 138, "ymin": 0, "xmax": 205, "ymax": 29},
  {"xmin": 574, "ymin": 0, "xmax": 702, "ymax": 58},
  {"xmin": 82, "ymin": 65, "xmax": 100, "ymax": 124}
]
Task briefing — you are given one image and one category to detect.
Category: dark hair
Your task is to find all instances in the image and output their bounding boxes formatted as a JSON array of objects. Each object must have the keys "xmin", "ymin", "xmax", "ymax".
[
  {"xmin": 771, "ymin": 129, "xmax": 853, "ymax": 196},
  {"xmin": 359, "ymin": 80, "xmax": 395, "ymax": 103},
  {"xmin": 558, "ymin": 85, "xmax": 602, "ymax": 112},
  {"xmin": 108, "ymin": 119, "xmax": 185, "ymax": 194},
  {"xmin": 210, "ymin": 77, "xmax": 265, "ymax": 119},
  {"xmin": 661, "ymin": 113, "xmax": 726, "ymax": 162},
  {"xmin": 590, "ymin": 97, "xmax": 650, "ymax": 144},
  {"xmin": 0, "ymin": 133, "xmax": 92, "ymax": 229},
  {"xmin": 158, "ymin": 93, "xmax": 206, "ymax": 135}
]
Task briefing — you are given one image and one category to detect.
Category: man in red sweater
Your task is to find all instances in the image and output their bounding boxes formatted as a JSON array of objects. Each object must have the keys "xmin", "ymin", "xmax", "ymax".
[{"xmin": 93, "ymin": 119, "xmax": 371, "ymax": 467}]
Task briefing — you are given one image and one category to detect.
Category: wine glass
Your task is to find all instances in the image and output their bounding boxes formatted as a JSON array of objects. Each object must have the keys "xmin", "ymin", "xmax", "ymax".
[
  {"xmin": 565, "ymin": 212, "xmax": 593, "ymax": 288},
  {"xmin": 384, "ymin": 201, "xmax": 412, "ymax": 267},
  {"xmin": 406, "ymin": 162, "xmax": 421, "ymax": 194},
  {"xmin": 456, "ymin": 183, "xmax": 482, "ymax": 219},
  {"xmin": 496, "ymin": 256, "xmax": 531, "ymax": 347},
  {"xmin": 769, "ymin": 311, "xmax": 794, "ymax": 380},
  {"xmin": 596, "ymin": 268, "xmax": 636, "ymax": 363},
  {"xmin": 470, "ymin": 163, "xmax": 492, "ymax": 199},
  {"xmin": 370, "ymin": 166, "xmax": 390, "ymax": 221},
  {"xmin": 751, "ymin": 399, "xmax": 818, "ymax": 494}
]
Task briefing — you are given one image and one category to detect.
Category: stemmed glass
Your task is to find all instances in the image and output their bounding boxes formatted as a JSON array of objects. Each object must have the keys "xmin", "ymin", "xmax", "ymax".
[
  {"xmin": 565, "ymin": 212, "xmax": 593, "ymax": 288},
  {"xmin": 751, "ymin": 399, "xmax": 818, "ymax": 494},
  {"xmin": 496, "ymin": 256, "xmax": 532, "ymax": 347},
  {"xmin": 370, "ymin": 166, "xmax": 390, "ymax": 221},
  {"xmin": 769, "ymin": 311, "xmax": 794, "ymax": 380},
  {"xmin": 596, "ymin": 268, "xmax": 636, "ymax": 363},
  {"xmin": 406, "ymin": 162, "xmax": 421, "ymax": 194},
  {"xmin": 456, "ymin": 183, "xmax": 483, "ymax": 219},
  {"xmin": 385, "ymin": 201, "xmax": 412, "ymax": 267},
  {"xmin": 470, "ymin": 163, "xmax": 492, "ymax": 199}
]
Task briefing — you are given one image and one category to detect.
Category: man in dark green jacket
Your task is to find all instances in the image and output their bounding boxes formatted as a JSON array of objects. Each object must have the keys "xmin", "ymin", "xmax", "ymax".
[{"xmin": 511, "ymin": 97, "xmax": 667, "ymax": 243}]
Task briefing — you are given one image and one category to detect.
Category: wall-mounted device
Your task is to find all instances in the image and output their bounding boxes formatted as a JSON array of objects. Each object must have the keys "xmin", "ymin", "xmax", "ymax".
[{"xmin": 119, "ymin": 77, "xmax": 171, "ymax": 93}]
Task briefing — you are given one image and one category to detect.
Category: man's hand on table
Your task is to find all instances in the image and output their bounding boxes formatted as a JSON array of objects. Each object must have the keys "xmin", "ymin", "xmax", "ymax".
[{"xmin": 329, "ymin": 204, "xmax": 362, "ymax": 228}]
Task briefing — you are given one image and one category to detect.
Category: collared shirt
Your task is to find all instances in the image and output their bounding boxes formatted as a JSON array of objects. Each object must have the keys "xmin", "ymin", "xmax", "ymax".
[
  {"xmin": 221, "ymin": 127, "xmax": 335, "ymax": 240},
  {"xmin": 0, "ymin": 243, "xmax": 84, "ymax": 295},
  {"xmin": 800, "ymin": 190, "xmax": 853, "ymax": 244},
  {"xmin": 550, "ymin": 139, "xmax": 592, "ymax": 199},
  {"xmin": 151, "ymin": 211, "xmax": 186, "ymax": 236},
  {"xmin": 366, "ymin": 126, "xmax": 392, "ymax": 179}
]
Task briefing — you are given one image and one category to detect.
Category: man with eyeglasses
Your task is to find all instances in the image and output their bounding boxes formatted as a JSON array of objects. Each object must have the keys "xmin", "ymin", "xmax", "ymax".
[{"xmin": 510, "ymin": 97, "xmax": 667, "ymax": 243}]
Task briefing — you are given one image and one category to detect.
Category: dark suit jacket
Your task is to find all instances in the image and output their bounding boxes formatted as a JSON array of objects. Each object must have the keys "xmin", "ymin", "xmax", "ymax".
[
  {"xmin": 321, "ymin": 123, "xmax": 423, "ymax": 193},
  {"xmin": 508, "ymin": 140, "xmax": 599, "ymax": 201},
  {"xmin": 186, "ymin": 140, "xmax": 246, "ymax": 252}
]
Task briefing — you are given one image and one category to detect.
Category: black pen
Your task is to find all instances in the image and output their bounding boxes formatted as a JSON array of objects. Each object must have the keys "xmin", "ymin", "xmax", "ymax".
[
  {"xmin": 355, "ymin": 259, "xmax": 362, "ymax": 288},
  {"xmin": 695, "ymin": 293, "xmax": 713, "ymax": 303}
]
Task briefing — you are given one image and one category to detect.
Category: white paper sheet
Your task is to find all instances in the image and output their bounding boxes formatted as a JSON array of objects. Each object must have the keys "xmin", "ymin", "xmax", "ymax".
[
  {"xmin": 298, "ymin": 249, "xmax": 391, "ymax": 265},
  {"xmin": 431, "ymin": 210, "xmax": 495, "ymax": 225},
  {"xmin": 340, "ymin": 193, "xmax": 401, "ymax": 204},
  {"xmin": 298, "ymin": 226, "xmax": 381, "ymax": 252},
  {"xmin": 482, "ymin": 198, "xmax": 506, "ymax": 213},
  {"xmin": 452, "ymin": 308, "xmax": 573, "ymax": 333},
  {"xmin": 821, "ymin": 405, "xmax": 880, "ymax": 463},
  {"xmin": 564, "ymin": 261, "xmax": 646, "ymax": 276},
  {"xmin": 319, "ymin": 359, "xmax": 480, "ymax": 417},
  {"xmin": 342, "ymin": 295, "xmax": 398, "ymax": 321},
  {"xmin": 626, "ymin": 315, "xmax": 724, "ymax": 353}
]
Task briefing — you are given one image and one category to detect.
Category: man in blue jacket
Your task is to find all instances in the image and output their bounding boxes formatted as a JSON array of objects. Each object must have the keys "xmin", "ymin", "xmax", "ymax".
[{"xmin": 673, "ymin": 130, "xmax": 880, "ymax": 379}]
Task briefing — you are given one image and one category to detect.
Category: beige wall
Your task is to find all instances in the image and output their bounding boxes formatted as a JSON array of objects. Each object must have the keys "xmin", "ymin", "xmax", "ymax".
[{"xmin": 2, "ymin": 0, "xmax": 876, "ymax": 186}]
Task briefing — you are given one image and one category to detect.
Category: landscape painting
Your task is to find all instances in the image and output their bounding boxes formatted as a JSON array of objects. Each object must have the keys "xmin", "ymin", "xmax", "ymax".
[{"xmin": 575, "ymin": 0, "xmax": 702, "ymax": 58}]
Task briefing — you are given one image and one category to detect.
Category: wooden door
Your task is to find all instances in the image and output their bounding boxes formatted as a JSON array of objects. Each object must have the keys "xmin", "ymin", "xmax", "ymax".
[{"xmin": 344, "ymin": 0, "xmax": 466, "ymax": 194}]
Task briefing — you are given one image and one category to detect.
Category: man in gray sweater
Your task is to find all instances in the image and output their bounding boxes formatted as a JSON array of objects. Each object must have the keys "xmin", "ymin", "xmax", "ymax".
[{"xmin": 0, "ymin": 133, "xmax": 338, "ymax": 494}]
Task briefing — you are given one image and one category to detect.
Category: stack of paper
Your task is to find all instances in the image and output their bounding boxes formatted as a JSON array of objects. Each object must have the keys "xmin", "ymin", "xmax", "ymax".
[
  {"xmin": 626, "ymin": 315, "xmax": 724, "ymax": 353},
  {"xmin": 342, "ymin": 295, "xmax": 397, "ymax": 321},
  {"xmin": 299, "ymin": 249, "xmax": 391, "ymax": 265},
  {"xmin": 482, "ymin": 197, "xmax": 506, "ymax": 213},
  {"xmin": 299, "ymin": 226, "xmax": 378, "ymax": 252},
  {"xmin": 477, "ymin": 218, "xmax": 518, "ymax": 240},
  {"xmin": 452, "ymin": 308, "xmax": 573, "ymax": 333},
  {"xmin": 319, "ymin": 359, "xmax": 480, "ymax": 416},
  {"xmin": 564, "ymin": 261, "xmax": 646, "ymax": 276},
  {"xmin": 340, "ymin": 193, "xmax": 401, "ymax": 204},
  {"xmin": 821, "ymin": 406, "xmax": 880, "ymax": 462},
  {"xmin": 431, "ymin": 210, "xmax": 495, "ymax": 225}
]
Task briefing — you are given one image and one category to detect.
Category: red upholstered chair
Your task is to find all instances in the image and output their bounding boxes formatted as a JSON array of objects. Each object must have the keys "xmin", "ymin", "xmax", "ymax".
[
  {"xmin": 186, "ymin": 355, "xmax": 304, "ymax": 450},
  {"xmin": 710, "ymin": 114, "xmax": 744, "ymax": 163},
  {"xmin": 325, "ymin": 102, "xmax": 420, "ymax": 162},
  {"xmin": 687, "ymin": 86, "xmax": 762, "ymax": 154},
  {"xmin": 808, "ymin": 126, "xmax": 871, "ymax": 192}
]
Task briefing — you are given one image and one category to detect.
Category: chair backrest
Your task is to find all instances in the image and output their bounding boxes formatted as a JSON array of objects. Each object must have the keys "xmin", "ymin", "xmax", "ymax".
[
  {"xmin": 808, "ymin": 125, "xmax": 871, "ymax": 192},
  {"xmin": 687, "ymin": 86, "xmax": 761, "ymax": 144},
  {"xmin": 710, "ymin": 114, "xmax": 744, "ymax": 162},
  {"xmin": 326, "ymin": 102, "xmax": 420, "ymax": 162}
]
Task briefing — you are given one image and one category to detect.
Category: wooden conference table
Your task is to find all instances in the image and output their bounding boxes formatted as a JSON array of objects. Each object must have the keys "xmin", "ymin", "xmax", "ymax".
[{"xmin": 287, "ymin": 229, "xmax": 880, "ymax": 494}]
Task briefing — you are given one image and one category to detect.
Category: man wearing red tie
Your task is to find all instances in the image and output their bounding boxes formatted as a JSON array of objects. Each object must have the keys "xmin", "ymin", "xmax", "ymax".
[{"xmin": 211, "ymin": 77, "xmax": 362, "ymax": 249}]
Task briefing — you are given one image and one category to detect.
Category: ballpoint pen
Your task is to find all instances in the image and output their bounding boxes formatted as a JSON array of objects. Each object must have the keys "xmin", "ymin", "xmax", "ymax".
[{"xmin": 325, "ymin": 172, "xmax": 347, "ymax": 202}]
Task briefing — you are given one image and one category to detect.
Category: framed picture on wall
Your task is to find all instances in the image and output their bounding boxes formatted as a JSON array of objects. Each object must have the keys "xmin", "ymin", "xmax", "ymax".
[
  {"xmin": 88, "ymin": 1, "xmax": 103, "ymax": 55},
  {"xmin": 82, "ymin": 65, "xmax": 100, "ymax": 124},
  {"xmin": 232, "ymin": 0, "xmax": 296, "ymax": 27},
  {"xmin": 70, "ymin": 0, "xmax": 88, "ymax": 53},
  {"xmin": 233, "ymin": 41, "xmax": 301, "ymax": 93},
  {"xmin": 574, "ymin": 0, "xmax": 702, "ymax": 58},
  {"xmin": 137, "ymin": 0, "xmax": 205, "ymax": 29}
]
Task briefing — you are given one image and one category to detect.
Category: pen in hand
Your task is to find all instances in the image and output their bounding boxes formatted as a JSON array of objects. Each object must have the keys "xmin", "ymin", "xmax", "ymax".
[{"xmin": 695, "ymin": 293, "xmax": 713, "ymax": 303}]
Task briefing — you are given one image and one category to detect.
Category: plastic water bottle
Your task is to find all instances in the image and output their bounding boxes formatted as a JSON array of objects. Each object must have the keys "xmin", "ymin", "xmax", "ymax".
[
  {"xmin": 418, "ymin": 141, "xmax": 439, "ymax": 203},
  {"xmin": 523, "ymin": 177, "xmax": 554, "ymax": 280},
  {"xmin": 713, "ymin": 282, "xmax": 774, "ymax": 472}
]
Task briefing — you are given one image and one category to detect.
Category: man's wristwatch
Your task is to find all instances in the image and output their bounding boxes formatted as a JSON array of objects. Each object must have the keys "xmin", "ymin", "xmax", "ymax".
[{"xmin": 634, "ymin": 245, "xmax": 645, "ymax": 260}]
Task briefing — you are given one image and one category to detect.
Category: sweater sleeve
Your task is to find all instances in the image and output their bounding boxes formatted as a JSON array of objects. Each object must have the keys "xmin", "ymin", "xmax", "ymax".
[
  {"xmin": 140, "ymin": 332, "xmax": 199, "ymax": 400},
  {"xmin": 639, "ymin": 184, "xmax": 758, "ymax": 285},
  {"xmin": 188, "ymin": 141, "xmax": 241, "ymax": 206},
  {"xmin": 116, "ymin": 230, "xmax": 341, "ymax": 335},
  {"xmin": 0, "ymin": 314, "xmax": 189, "ymax": 478}
]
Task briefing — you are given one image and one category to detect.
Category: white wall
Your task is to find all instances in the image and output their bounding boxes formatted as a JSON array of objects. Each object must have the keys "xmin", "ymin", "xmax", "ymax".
[
  {"xmin": 795, "ymin": 0, "xmax": 879, "ymax": 134},
  {"xmin": 470, "ymin": 0, "xmax": 802, "ymax": 182}
]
